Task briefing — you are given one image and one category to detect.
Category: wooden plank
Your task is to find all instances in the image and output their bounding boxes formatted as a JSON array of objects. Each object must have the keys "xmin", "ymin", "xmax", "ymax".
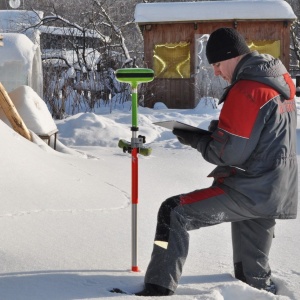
[
  {"xmin": 0, "ymin": 82, "xmax": 32, "ymax": 141},
  {"xmin": 37, "ymin": 128, "xmax": 58, "ymax": 138}
]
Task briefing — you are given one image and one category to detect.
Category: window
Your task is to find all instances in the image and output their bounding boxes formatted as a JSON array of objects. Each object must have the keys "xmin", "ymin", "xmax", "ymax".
[
  {"xmin": 248, "ymin": 40, "xmax": 280, "ymax": 58},
  {"xmin": 153, "ymin": 41, "xmax": 190, "ymax": 78}
]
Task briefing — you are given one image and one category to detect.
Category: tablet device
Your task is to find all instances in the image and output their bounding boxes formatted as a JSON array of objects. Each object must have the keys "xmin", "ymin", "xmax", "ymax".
[{"xmin": 153, "ymin": 120, "xmax": 211, "ymax": 135}]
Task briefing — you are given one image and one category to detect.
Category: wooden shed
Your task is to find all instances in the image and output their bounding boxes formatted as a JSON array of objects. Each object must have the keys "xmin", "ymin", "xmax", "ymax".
[{"xmin": 134, "ymin": 0, "xmax": 297, "ymax": 109}]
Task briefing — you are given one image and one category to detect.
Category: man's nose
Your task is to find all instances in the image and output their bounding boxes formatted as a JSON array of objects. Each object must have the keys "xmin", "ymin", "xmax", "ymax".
[{"xmin": 213, "ymin": 66, "xmax": 220, "ymax": 76}]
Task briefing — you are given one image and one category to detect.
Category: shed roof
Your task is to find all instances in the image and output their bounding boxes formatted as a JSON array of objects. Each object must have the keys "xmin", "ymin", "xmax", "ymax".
[{"xmin": 134, "ymin": 0, "xmax": 296, "ymax": 24}]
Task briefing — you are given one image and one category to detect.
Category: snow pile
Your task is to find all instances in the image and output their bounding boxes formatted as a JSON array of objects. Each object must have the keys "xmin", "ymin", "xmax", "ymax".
[{"xmin": 0, "ymin": 85, "xmax": 57, "ymax": 134}]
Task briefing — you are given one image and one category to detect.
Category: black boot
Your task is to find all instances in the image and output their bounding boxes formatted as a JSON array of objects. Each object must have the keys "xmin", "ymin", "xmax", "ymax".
[
  {"xmin": 263, "ymin": 279, "xmax": 277, "ymax": 295},
  {"xmin": 135, "ymin": 283, "xmax": 174, "ymax": 296},
  {"xmin": 234, "ymin": 262, "xmax": 247, "ymax": 283},
  {"xmin": 234, "ymin": 262, "xmax": 276, "ymax": 295}
]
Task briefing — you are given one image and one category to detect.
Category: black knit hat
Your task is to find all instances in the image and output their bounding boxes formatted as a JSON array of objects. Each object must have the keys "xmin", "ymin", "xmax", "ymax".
[{"xmin": 206, "ymin": 28, "xmax": 251, "ymax": 64}]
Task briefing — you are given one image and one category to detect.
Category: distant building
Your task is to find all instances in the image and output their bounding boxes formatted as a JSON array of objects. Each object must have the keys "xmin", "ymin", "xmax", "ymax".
[{"xmin": 39, "ymin": 25, "xmax": 104, "ymax": 51}]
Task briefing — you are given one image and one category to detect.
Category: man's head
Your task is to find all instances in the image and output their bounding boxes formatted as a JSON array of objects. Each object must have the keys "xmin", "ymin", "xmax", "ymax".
[
  {"xmin": 206, "ymin": 28, "xmax": 251, "ymax": 83},
  {"xmin": 206, "ymin": 27, "xmax": 250, "ymax": 64}
]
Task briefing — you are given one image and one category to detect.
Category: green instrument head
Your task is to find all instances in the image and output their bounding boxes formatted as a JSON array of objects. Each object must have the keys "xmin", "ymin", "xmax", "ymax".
[{"xmin": 115, "ymin": 68, "xmax": 154, "ymax": 88}]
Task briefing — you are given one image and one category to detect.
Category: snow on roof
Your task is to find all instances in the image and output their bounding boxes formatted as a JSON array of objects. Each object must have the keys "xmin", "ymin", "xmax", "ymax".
[
  {"xmin": 134, "ymin": 0, "xmax": 296, "ymax": 24},
  {"xmin": 0, "ymin": 10, "xmax": 43, "ymax": 30},
  {"xmin": 0, "ymin": 10, "xmax": 43, "ymax": 44}
]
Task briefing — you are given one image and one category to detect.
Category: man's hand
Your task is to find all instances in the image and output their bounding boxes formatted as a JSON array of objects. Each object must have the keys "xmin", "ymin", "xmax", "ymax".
[
  {"xmin": 173, "ymin": 129, "xmax": 201, "ymax": 148},
  {"xmin": 208, "ymin": 119, "xmax": 219, "ymax": 132}
]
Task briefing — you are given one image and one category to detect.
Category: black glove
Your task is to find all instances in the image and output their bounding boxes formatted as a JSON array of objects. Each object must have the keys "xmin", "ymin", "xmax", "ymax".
[
  {"xmin": 208, "ymin": 119, "xmax": 219, "ymax": 132},
  {"xmin": 173, "ymin": 129, "xmax": 201, "ymax": 148}
]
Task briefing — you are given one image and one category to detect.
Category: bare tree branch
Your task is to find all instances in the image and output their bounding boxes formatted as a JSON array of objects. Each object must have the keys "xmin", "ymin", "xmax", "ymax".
[{"xmin": 93, "ymin": 0, "xmax": 132, "ymax": 62}]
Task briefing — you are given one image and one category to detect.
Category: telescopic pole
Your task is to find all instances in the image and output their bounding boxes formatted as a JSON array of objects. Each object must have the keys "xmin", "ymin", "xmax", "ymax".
[
  {"xmin": 131, "ymin": 85, "xmax": 139, "ymax": 272},
  {"xmin": 115, "ymin": 68, "xmax": 154, "ymax": 272}
]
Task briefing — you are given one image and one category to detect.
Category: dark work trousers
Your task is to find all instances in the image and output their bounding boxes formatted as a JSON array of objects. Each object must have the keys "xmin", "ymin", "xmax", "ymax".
[{"xmin": 144, "ymin": 185, "xmax": 276, "ymax": 292}]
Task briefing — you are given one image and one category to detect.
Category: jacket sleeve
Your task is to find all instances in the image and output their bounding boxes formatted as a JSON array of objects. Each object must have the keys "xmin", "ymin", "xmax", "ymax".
[
  {"xmin": 197, "ymin": 128, "xmax": 253, "ymax": 166},
  {"xmin": 195, "ymin": 80, "xmax": 279, "ymax": 166}
]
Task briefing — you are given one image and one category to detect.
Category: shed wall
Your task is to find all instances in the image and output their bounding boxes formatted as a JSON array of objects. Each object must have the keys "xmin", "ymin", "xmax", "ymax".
[{"xmin": 142, "ymin": 21, "xmax": 292, "ymax": 109}]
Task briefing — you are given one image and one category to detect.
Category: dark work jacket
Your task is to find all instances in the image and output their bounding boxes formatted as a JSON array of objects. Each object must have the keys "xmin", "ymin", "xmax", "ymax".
[{"xmin": 197, "ymin": 51, "xmax": 298, "ymax": 219}]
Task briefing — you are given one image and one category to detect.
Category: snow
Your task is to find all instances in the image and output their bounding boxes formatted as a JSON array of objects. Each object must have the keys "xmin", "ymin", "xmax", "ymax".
[
  {"xmin": 0, "ymin": 10, "xmax": 43, "ymax": 35},
  {"xmin": 134, "ymin": 0, "xmax": 296, "ymax": 23},
  {"xmin": 0, "ymin": 85, "xmax": 57, "ymax": 135},
  {"xmin": 0, "ymin": 94, "xmax": 299, "ymax": 300},
  {"xmin": 0, "ymin": 10, "xmax": 43, "ymax": 49},
  {"xmin": 0, "ymin": 33, "xmax": 43, "ymax": 97},
  {"xmin": 0, "ymin": 33, "xmax": 36, "ymax": 91}
]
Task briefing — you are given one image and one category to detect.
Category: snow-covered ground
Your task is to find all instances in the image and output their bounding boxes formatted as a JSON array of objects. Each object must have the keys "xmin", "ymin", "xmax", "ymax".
[{"xmin": 0, "ymin": 94, "xmax": 299, "ymax": 300}]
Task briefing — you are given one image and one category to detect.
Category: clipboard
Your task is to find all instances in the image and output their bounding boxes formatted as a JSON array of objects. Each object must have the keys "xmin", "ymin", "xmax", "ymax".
[{"xmin": 153, "ymin": 120, "xmax": 211, "ymax": 135}]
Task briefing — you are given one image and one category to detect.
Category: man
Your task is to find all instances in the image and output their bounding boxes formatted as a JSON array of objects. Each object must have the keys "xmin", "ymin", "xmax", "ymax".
[{"xmin": 135, "ymin": 27, "xmax": 298, "ymax": 296}]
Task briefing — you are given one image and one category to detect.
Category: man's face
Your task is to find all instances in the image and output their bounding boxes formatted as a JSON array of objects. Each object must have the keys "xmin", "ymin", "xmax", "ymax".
[{"xmin": 212, "ymin": 57, "xmax": 239, "ymax": 84}]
